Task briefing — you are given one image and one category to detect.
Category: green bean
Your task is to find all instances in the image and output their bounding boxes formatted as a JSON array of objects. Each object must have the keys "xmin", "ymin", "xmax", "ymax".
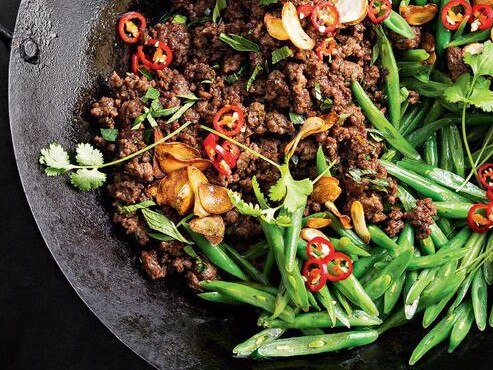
[
  {"xmin": 382, "ymin": 160, "xmax": 470, "ymax": 202},
  {"xmin": 429, "ymin": 224, "xmax": 449, "ymax": 248},
  {"xmin": 415, "ymin": 0, "xmax": 430, "ymax": 5},
  {"xmin": 364, "ymin": 248, "xmax": 414, "ymax": 300},
  {"xmin": 285, "ymin": 205, "xmax": 306, "ymax": 272},
  {"xmin": 376, "ymin": 26, "xmax": 400, "ymax": 128},
  {"xmin": 483, "ymin": 233, "xmax": 493, "ymax": 285},
  {"xmin": 200, "ymin": 281, "xmax": 295, "ymax": 322},
  {"xmin": 449, "ymin": 125, "xmax": 466, "ymax": 178},
  {"xmin": 406, "ymin": 269, "xmax": 437, "ymax": 305},
  {"xmin": 315, "ymin": 286, "xmax": 338, "ymax": 328},
  {"xmin": 324, "ymin": 212, "xmax": 369, "ymax": 252},
  {"xmin": 436, "ymin": 218, "xmax": 454, "ymax": 237},
  {"xmin": 401, "ymin": 78, "xmax": 449, "ymax": 98},
  {"xmin": 261, "ymin": 221, "xmax": 309, "ymax": 310},
  {"xmin": 471, "ymin": 268, "xmax": 488, "ymax": 331},
  {"xmin": 430, "ymin": 69, "xmax": 452, "ymax": 85},
  {"xmin": 418, "ymin": 237, "xmax": 436, "ymax": 255},
  {"xmin": 263, "ymin": 249, "xmax": 275, "ymax": 277},
  {"xmin": 406, "ymin": 118, "xmax": 458, "ymax": 147},
  {"xmin": 233, "ymin": 328, "xmax": 285, "ymax": 358},
  {"xmin": 330, "ymin": 237, "xmax": 371, "ymax": 257},
  {"xmin": 353, "ymin": 247, "xmax": 389, "ymax": 279},
  {"xmin": 397, "ymin": 61, "xmax": 431, "ymax": 77},
  {"xmin": 400, "ymin": 49, "xmax": 430, "ymax": 62},
  {"xmin": 434, "ymin": 201, "xmax": 473, "ymax": 219},
  {"xmin": 439, "ymin": 127, "xmax": 453, "ymax": 172},
  {"xmin": 399, "ymin": 159, "xmax": 488, "ymax": 202},
  {"xmin": 490, "ymin": 301, "xmax": 493, "ymax": 328},
  {"xmin": 400, "ymin": 100, "xmax": 433, "ymax": 137},
  {"xmin": 334, "ymin": 274, "xmax": 379, "ymax": 317},
  {"xmin": 241, "ymin": 282, "xmax": 278, "ymax": 296},
  {"xmin": 223, "ymin": 243, "xmax": 270, "ymax": 285},
  {"xmin": 383, "ymin": 272, "xmax": 406, "ymax": 315},
  {"xmin": 409, "ymin": 303, "xmax": 466, "ymax": 365},
  {"xmin": 409, "ymin": 248, "xmax": 468, "ymax": 270},
  {"xmin": 352, "ymin": 81, "xmax": 421, "ymax": 160},
  {"xmin": 185, "ymin": 226, "xmax": 249, "ymax": 281},
  {"xmin": 334, "ymin": 288, "xmax": 352, "ymax": 316},
  {"xmin": 368, "ymin": 225, "xmax": 403, "ymax": 257},
  {"xmin": 423, "ymin": 134, "xmax": 439, "ymax": 167},
  {"xmin": 383, "ymin": 10, "xmax": 415, "ymax": 39},
  {"xmin": 197, "ymin": 292, "xmax": 241, "ymax": 305},
  {"xmin": 448, "ymin": 300, "xmax": 474, "ymax": 353},
  {"xmin": 446, "ymin": 28, "xmax": 492, "ymax": 48},
  {"xmin": 255, "ymin": 330, "xmax": 379, "ymax": 358},
  {"xmin": 404, "ymin": 269, "xmax": 420, "ymax": 319},
  {"xmin": 436, "ymin": 0, "xmax": 452, "ymax": 59},
  {"xmin": 242, "ymin": 240, "xmax": 269, "ymax": 260},
  {"xmin": 307, "ymin": 291, "xmax": 321, "ymax": 311},
  {"xmin": 261, "ymin": 308, "xmax": 382, "ymax": 330},
  {"xmin": 422, "ymin": 292, "xmax": 454, "ymax": 328},
  {"xmin": 271, "ymin": 283, "xmax": 289, "ymax": 320}
]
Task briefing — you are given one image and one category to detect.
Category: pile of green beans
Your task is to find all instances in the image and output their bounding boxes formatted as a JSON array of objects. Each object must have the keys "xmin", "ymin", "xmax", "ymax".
[{"xmin": 190, "ymin": 6, "xmax": 493, "ymax": 364}]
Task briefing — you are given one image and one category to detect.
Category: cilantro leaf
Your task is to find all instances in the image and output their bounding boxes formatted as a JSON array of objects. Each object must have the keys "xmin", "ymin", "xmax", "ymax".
[
  {"xmin": 140, "ymin": 86, "xmax": 160, "ymax": 103},
  {"xmin": 39, "ymin": 143, "xmax": 73, "ymax": 175},
  {"xmin": 69, "ymin": 168, "xmax": 107, "ymax": 191},
  {"xmin": 75, "ymin": 143, "xmax": 104, "ymax": 166},
  {"xmin": 167, "ymin": 100, "xmax": 196, "ymax": 123},
  {"xmin": 219, "ymin": 33, "xmax": 261, "ymax": 53},
  {"xmin": 246, "ymin": 65, "xmax": 263, "ymax": 91},
  {"xmin": 443, "ymin": 73, "xmax": 471, "ymax": 105},
  {"xmin": 141, "ymin": 208, "xmax": 192, "ymax": 244},
  {"xmin": 463, "ymin": 41, "xmax": 493, "ymax": 77},
  {"xmin": 269, "ymin": 163, "xmax": 313, "ymax": 213}
]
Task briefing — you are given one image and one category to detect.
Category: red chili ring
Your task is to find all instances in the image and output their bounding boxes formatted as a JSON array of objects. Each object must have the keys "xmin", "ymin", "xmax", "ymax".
[
  {"xmin": 302, "ymin": 259, "xmax": 328, "ymax": 292},
  {"xmin": 367, "ymin": 0, "xmax": 392, "ymax": 24},
  {"xmin": 441, "ymin": 0, "xmax": 473, "ymax": 31},
  {"xmin": 478, "ymin": 163, "xmax": 493, "ymax": 190},
  {"xmin": 487, "ymin": 188, "xmax": 493, "ymax": 201},
  {"xmin": 467, "ymin": 203, "xmax": 493, "ymax": 234},
  {"xmin": 118, "ymin": 12, "xmax": 147, "ymax": 44},
  {"xmin": 214, "ymin": 144, "xmax": 237, "ymax": 168},
  {"xmin": 212, "ymin": 105, "xmax": 245, "ymax": 137},
  {"xmin": 471, "ymin": 4, "xmax": 493, "ymax": 31},
  {"xmin": 310, "ymin": 1, "xmax": 340, "ymax": 35},
  {"xmin": 222, "ymin": 141, "xmax": 241, "ymax": 160},
  {"xmin": 305, "ymin": 237, "xmax": 335, "ymax": 260},
  {"xmin": 137, "ymin": 38, "xmax": 173, "ymax": 70},
  {"xmin": 325, "ymin": 252, "xmax": 354, "ymax": 282},
  {"xmin": 203, "ymin": 133, "xmax": 219, "ymax": 159}
]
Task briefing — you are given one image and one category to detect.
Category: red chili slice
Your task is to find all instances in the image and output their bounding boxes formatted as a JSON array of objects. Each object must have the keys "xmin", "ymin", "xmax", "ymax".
[
  {"xmin": 118, "ymin": 12, "xmax": 147, "ymax": 44},
  {"xmin": 130, "ymin": 53, "xmax": 151, "ymax": 76},
  {"xmin": 222, "ymin": 142, "xmax": 241, "ymax": 160},
  {"xmin": 311, "ymin": 2, "xmax": 340, "ymax": 34},
  {"xmin": 367, "ymin": 0, "xmax": 392, "ymax": 24},
  {"xmin": 487, "ymin": 188, "xmax": 493, "ymax": 201},
  {"xmin": 467, "ymin": 203, "xmax": 493, "ymax": 234},
  {"xmin": 471, "ymin": 4, "xmax": 493, "ymax": 31},
  {"xmin": 316, "ymin": 37, "xmax": 336, "ymax": 61},
  {"xmin": 302, "ymin": 259, "xmax": 328, "ymax": 292},
  {"xmin": 325, "ymin": 252, "xmax": 353, "ymax": 282},
  {"xmin": 212, "ymin": 158, "xmax": 233, "ymax": 176},
  {"xmin": 213, "ymin": 105, "xmax": 245, "ymax": 137},
  {"xmin": 203, "ymin": 133, "xmax": 219, "ymax": 159},
  {"xmin": 297, "ymin": 4, "xmax": 315, "ymax": 20},
  {"xmin": 441, "ymin": 0, "xmax": 473, "ymax": 31},
  {"xmin": 214, "ymin": 144, "xmax": 237, "ymax": 168},
  {"xmin": 478, "ymin": 163, "xmax": 493, "ymax": 190},
  {"xmin": 137, "ymin": 38, "xmax": 173, "ymax": 70},
  {"xmin": 305, "ymin": 237, "xmax": 335, "ymax": 260}
]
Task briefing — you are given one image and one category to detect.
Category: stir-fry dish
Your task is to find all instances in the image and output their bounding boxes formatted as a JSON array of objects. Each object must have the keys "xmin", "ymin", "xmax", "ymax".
[{"xmin": 38, "ymin": 0, "xmax": 493, "ymax": 364}]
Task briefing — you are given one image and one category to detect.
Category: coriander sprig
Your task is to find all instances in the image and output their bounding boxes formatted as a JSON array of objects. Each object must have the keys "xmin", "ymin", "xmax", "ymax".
[{"xmin": 39, "ymin": 122, "xmax": 192, "ymax": 191}]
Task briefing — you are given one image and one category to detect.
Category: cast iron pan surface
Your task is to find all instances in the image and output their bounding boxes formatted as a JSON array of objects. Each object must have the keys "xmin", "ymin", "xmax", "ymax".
[{"xmin": 8, "ymin": 0, "xmax": 493, "ymax": 368}]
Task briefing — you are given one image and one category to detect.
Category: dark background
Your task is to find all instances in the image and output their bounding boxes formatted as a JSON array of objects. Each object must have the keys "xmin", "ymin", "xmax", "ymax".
[{"xmin": 0, "ymin": 1, "xmax": 150, "ymax": 368}]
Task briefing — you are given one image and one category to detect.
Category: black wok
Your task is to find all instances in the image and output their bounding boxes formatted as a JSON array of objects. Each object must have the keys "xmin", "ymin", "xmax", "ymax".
[{"xmin": 8, "ymin": 0, "xmax": 493, "ymax": 368}]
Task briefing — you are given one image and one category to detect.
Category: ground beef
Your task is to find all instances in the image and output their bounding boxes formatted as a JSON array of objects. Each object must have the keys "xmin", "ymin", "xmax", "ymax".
[
  {"xmin": 89, "ymin": 1, "xmax": 434, "ymax": 289},
  {"xmin": 404, "ymin": 198, "xmax": 437, "ymax": 240},
  {"xmin": 390, "ymin": 26, "xmax": 422, "ymax": 50},
  {"xmin": 447, "ymin": 47, "xmax": 469, "ymax": 81}
]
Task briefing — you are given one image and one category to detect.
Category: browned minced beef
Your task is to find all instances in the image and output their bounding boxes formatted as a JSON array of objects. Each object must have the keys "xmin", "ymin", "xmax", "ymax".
[
  {"xmin": 89, "ymin": 1, "xmax": 432, "ymax": 288},
  {"xmin": 390, "ymin": 26, "xmax": 422, "ymax": 50},
  {"xmin": 447, "ymin": 47, "xmax": 469, "ymax": 81},
  {"xmin": 404, "ymin": 198, "xmax": 437, "ymax": 240}
]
